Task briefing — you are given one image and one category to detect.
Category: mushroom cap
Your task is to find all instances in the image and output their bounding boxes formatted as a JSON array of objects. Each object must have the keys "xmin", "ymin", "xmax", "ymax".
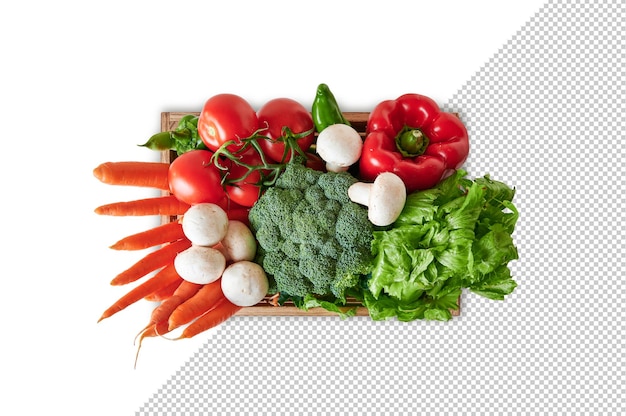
[
  {"xmin": 220, "ymin": 220, "xmax": 257, "ymax": 262},
  {"xmin": 221, "ymin": 261, "xmax": 269, "ymax": 307},
  {"xmin": 181, "ymin": 203, "xmax": 229, "ymax": 246},
  {"xmin": 316, "ymin": 124, "xmax": 363, "ymax": 171},
  {"xmin": 174, "ymin": 245, "xmax": 226, "ymax": 284},
  {"xmin": 368, "ymin": 172, "xmax": 407, "ymax": 226}
]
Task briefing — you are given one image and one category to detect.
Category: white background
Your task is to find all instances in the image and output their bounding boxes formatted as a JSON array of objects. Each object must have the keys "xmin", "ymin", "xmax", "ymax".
[{"xmin": 0, "ymin": 1, "xmax": 545, "ymax": 415}]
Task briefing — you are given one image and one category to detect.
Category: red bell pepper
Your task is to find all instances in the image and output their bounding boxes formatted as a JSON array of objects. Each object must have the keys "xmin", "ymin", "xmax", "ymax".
[{"xmin": 359, "ymin": 94, "xmax": 469, "ymax": 192}]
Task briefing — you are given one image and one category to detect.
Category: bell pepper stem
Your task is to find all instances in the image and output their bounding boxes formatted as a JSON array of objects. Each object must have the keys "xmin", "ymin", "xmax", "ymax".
[{"xmin": 395, "ymin": 126, "xmax": 429, "ymax": 157}]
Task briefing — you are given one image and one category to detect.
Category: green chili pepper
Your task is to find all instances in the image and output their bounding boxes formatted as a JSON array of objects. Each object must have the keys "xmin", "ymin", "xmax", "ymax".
[
  {"xmin": 139, "ymin": 114, "xmax": 207, "ymax": 155},
  {"xmin": 311, "ymin": 83, "xmax": 350, "ymax": 133},
  {"xmin": 140, "ymin": 131, "xmax": 174, "ymax": 151}
]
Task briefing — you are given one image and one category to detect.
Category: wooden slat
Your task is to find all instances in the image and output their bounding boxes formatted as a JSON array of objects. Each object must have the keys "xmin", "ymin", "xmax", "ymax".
[{"xmin": 160, "ymin": 111, "xmax": 460, "ymax": 318}]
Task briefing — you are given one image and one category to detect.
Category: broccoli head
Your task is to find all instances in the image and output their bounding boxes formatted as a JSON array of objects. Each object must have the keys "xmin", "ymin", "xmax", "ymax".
[{"xmin": 248, "ymin": 163, "xmax": 374, "ymax": 301}]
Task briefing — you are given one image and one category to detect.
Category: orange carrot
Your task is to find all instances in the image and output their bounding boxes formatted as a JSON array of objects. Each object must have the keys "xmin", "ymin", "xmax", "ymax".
[
  {"xmin": 176, "ymin": 297, "xmax": 242, "ymax": 340},
  {"xmin": 135, "ymin": 280, "xmax": 203, "ymax": 344},
  {"xmin": 110, "ymin": 238, "xmax": 191, "ymax": 286},
  {"xmin": 142, "ymin": 320, "xmax": 170, "ymax": 340},
  {"xmin": 110, "ymin": 221, "xmax": 185, "ymax": 251},
  {"xmin": 98, "ymin": 263, "xmax": 181, "ymax": 322},
  {"xmin": 94, "ymin": 195, "xmax": 190, "ymax": 217},
  {"xmin": 133, "ymin": 281, "xmax": 203, "ymax": 364},
  {"xmin": 133, "ymin": 320, "xmax": 171, "ymax": 368},
  {"xmin": 139, "ymin": 320, "xmax": 170, "ymax": 340},
  {"xmin": 93, "ymin": 161, "xmax": 170, "ymax": 190},
  {"xmin": 134, "ymin": 320, "xmax": 171, "ymax": 349},
  {"xmin": 134, "ymin": 281, "xmax": 204, "ymax": 366},
  {"xmin": 167, "ymin": 279, "xmax": 225, "ymax": 331},
  {"xmin": 143, "ymin": 278, "xmax": 182, "ymax": 302},
  {"xmin": 147, "ymin": 281, "xmax": 203, "ymax": 326}
]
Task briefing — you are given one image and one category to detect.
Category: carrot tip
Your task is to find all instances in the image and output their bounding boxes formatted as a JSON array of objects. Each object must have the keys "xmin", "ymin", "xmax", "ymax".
[{"xmin": 133, "ymin": 324, "xmax": 152, "ymax": 346}]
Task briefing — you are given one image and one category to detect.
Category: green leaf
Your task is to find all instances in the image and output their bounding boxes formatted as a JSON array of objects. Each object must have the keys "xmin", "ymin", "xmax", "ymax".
[
  {"xmin": 363, "ymin": 170, "xmax": 520, "ymax": 321},
  {"xmin": 434, "ymin": 169, "xmax": 471, "ymax": 204},
  {"xmin": 172, "ymin": 115, "xmax": 207, "ymax": 155},
  {"xmin": 500, "ymin": 200, "xmax": 519, "ymax": 234},
  {"xmin": 472, "ymin": 223, "xmax": 519, "ymax": 276},
  {"xmin": 443, "ymin": 185, "xmax": 483, "ymax": 229},
  {"xmin": 373, "ymin": 226, "xmax": 428, "ymax": 251},
  {"xmin": 300, "ymin": 294, "xmax": 357, "ymax": 319},
  {"xmin": 363, "ymin": 290, "xmax": 427, "ymax": 321},
  {"xmin": 435, "ymin": 240, "xmax": 473, "ymax": 274},
  {"xmin": 474, "ymin": 174, "xmax": 516, "ymax": 208},
  {"xmin": 395, "ymin": 189, "xmax": 440, "ymax": 226},
  {"xmin": 423, "ymin": 308, "xmax": 453, "ymax": 321},
  {"xmin": 470, "ymin": 265, "xmax": 518, "ymax": 300},
  {"xmin": 369, "ymin": 242, "xmax": 412, "ymax": 297}
]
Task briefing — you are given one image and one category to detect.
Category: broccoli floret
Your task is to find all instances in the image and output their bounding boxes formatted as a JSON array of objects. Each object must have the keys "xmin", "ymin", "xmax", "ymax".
[
  {"xmin": 319, "ymin": 239, "xmax": 341, "ymax": 260},
  {"xmin": 317, "ymin": 172, "xmax": 357, "ymax": 204},
  {"xmin": 281, "ymin": 239, "xmax": 300, "ymax": 260},
  {"xmin": 249, "ymin": 163, "xmax": 374, "ymax": 302},
  {"xmin": 254, "ymin": 223, "xmax": 282, "ymax": 252},
  {"xmin": 304, "ymin": 185, "xmax": 326, "ymax": 205},
  {"xmin": 338, "ymin": 246, "xmax": 374, "ymax": 277},
  {"xmin": 335, "ymin": 203, "xmax": 373, "ymax": 249},
  {"xmin": 298, "ymin": 244, "xmax": 336, "ymax": 295},
  {"xmin": 273, "ymin": 257, "xmax": 314, "ymax": 297},
  {"xmin": 275, "ymin": 162, "xmax": 322, "ymax": 190},
  {"xmin": 292, "ymin": 202, "xmax": 329, "ymax": 246}
]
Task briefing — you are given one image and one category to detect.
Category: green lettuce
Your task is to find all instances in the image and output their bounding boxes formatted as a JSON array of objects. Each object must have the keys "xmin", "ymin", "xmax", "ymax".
[{"xmin": 364, "ymin": 170, "xmax": 519, "ymax": 321}]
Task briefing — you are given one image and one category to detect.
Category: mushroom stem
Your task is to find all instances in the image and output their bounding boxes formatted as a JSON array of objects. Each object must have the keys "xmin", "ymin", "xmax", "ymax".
[
  {"xmin": 326, "ymin": 162, "xmax": 350, "ymax": 173},
  {"xmin": 347, "ymin": 182, "xmax": 372, "ymax": 206},
  {"xmin": 347, "ymin": 172, "xmax": 407, "ymax": 226},
  {"xmin": 315, "ymin": 124, "xmax": 363, "ymax": 173}
]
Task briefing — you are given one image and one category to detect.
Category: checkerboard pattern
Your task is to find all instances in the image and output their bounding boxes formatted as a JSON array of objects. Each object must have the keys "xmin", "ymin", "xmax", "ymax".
[{"xmin": 136, "ymin": 0, "xmax": 625, "ymax": 414}]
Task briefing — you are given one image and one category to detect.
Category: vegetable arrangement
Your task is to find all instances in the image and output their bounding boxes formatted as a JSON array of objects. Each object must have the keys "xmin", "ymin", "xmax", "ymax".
[{"xmin": 94, "ymin": 84, "xmax": 519, "ymax": 356}]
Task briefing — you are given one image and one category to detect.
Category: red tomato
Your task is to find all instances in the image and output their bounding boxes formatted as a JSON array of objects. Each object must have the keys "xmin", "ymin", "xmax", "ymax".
[
  {"xmin": 197, "ymin": 94, "xmax": 259, "ymax": 152},
  {"xmin": 256, "ymin": 98, "xmax": 315, "ymax": 163},
  {"xmin": 168, "ymin": 150, "xmax": 226, "ymax": 205},
  {"xmin": 304, "ymin": 151, "xmax": 326, "ymax": 172},
  {"xmin": 213, "ymin": 195, "xmax": 252, "ymax": 226},
  {"xmin": 221, "ymin": 147, "xmax": 267, "ymax": 207}
]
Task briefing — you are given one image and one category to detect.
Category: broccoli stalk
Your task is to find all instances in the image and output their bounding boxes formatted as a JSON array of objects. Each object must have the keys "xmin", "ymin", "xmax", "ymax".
[{"xmin": 248, "ymin": 163, "xmax": 375, "ymax": 306}]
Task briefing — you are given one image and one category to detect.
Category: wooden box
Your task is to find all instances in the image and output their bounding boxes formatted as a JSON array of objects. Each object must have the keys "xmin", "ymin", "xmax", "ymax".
[{"xmin": 160, "ymin": 112, "xmax": 460, "ymax": 318}]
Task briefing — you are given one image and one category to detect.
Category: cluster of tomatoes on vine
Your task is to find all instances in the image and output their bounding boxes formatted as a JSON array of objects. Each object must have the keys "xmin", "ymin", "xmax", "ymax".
[{"xmin": 168, "ymin": 94, "xmax": 324, "ymax": 213}]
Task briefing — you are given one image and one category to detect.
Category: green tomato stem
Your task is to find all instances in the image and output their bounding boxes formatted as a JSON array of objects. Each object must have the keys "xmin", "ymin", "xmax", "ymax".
[{"xmin": 211, "ymin": 123, "xmax": 313, "ymax": 189}]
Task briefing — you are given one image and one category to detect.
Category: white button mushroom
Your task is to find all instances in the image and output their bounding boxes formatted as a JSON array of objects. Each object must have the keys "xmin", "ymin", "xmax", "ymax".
[
  {"xmin": 315, "ymin": 123, "xmax": 363, "ymax": 172},
  {"xmin": 174, "ymin": 245, "xmax": 226, "ymax": 284},
  {"xmin": 211, "ymin": 242, "xmax": 231, "ymax": 263},
  {"xmin": 347, "ymin": 172, "xmax": 407, "ymax": 226},
  {"xmin": 219, "ymin": 220, "xmax": 257, "ymax": 263},
  {"xmin": 220, "ymin": 261, "xmax": 269, "ymax": 307},
  {"xmin": 181, "ymin": 203, "xmax": 229, "ymax": 246}
]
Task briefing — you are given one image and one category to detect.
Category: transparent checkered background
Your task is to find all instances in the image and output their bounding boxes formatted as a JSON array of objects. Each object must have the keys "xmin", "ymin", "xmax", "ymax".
[{"xmin": 137, "ymin": 0, "xmax": 625, "ymax": 414}]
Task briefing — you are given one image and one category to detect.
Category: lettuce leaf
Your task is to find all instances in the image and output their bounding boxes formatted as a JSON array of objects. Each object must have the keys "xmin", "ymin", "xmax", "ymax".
[
  {"xmin": 365, "ymin": 170, "xmax": 519, "ymax": 321},
  {"xmin": 296, "ymin": 293, "xmax": 358, "ymax": 319}
]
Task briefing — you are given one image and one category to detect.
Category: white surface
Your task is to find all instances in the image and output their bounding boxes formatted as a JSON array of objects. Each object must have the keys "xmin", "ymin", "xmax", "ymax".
[{"xmin": 0, "ymin": 1, "xmax": 546, "ymax": 415}]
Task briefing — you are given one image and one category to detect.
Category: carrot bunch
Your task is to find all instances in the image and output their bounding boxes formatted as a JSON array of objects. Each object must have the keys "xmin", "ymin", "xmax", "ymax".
[{"xmin": 93, "ymin": 161, "xmax": 242, "ymax": 360}]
